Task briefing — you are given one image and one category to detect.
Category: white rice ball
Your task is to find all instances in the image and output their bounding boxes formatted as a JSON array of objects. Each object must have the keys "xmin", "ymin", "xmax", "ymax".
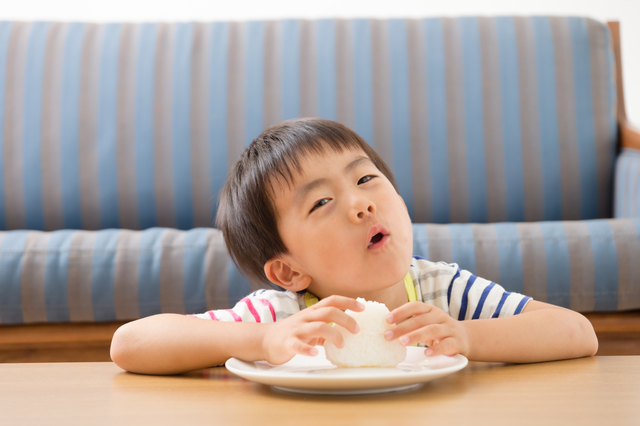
[{"xmin": 324, "ymin": 298, "xmax": 407, "ymax": 367}]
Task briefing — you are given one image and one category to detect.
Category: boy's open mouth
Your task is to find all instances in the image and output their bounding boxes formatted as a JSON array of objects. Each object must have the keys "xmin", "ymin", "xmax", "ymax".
[
  {"xmin": 369, "ymin": 233, "xmax": 384, "ymax": 246},
  {"xmin": 366, "ymin": 224, "xmax": 389, "ymax": 249}
]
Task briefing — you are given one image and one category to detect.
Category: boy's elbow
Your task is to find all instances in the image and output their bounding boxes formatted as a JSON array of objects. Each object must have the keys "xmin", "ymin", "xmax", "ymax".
[
  {"xmin": 577, "ymin": 313, "xmax": 599, "ymax": 357},
  {"xmin": 110, "ymin": 323, "xmax": 136, "ymax": 370},
  {"xmin": 588, "ymin": 337, "xmax": 599, "ymax": 357},
  {"xmin": 585, "ymin": 328, "xmax": 599, "ymax": 358}
]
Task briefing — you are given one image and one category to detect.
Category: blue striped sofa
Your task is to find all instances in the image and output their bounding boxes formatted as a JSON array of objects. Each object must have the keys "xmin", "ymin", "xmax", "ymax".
[{"xmin": 1, "ymin": 17, "xmax": 639, "ymax": 357}]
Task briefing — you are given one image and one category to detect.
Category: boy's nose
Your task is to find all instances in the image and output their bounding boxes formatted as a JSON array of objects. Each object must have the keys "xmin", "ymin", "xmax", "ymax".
[
  {"xmin": 357, "ymin": 204, "xmax": 375, "ymax": 219},
  {"xmin": 350, "ymin": 197, "xmax": 376, "ymax": 221}
]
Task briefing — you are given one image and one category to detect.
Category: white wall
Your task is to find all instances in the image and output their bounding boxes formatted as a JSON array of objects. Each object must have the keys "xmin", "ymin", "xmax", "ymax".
[{"xmin": 3, "ymin": 0, "xmax": 640, "ymax": 124}]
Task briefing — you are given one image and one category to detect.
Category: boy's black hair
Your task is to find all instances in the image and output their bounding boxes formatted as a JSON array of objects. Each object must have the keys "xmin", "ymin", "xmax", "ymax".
[{"xmin": 216, "ymin": 117, "xmax": 398, "ymax": 286}]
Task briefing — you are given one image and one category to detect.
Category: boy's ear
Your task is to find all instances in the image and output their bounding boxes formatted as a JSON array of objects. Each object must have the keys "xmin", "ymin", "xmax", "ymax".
[{"xmin": 264, "ymin": 257, "xmax": 312, "ymax": 291}]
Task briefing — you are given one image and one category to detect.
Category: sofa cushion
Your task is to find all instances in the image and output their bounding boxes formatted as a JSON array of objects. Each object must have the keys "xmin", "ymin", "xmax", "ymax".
[
  {"xmin": 413, "ymin": 220, "xmax": 640, "ymax": 313},
  {"xmin": 0, "ymin": 17, "xmax": 618, "ymax": 231},
  {"xmin": 0, "ymin": 228, "xmax": 264, "ymax": 324},
  {"xmin": 1, "ymin": 220, "xmax": 638, "ymax": 325}
]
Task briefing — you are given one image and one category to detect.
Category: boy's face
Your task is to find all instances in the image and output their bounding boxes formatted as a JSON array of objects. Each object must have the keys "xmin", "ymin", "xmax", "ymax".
[{"xmin": 269, "ymin": 148, "xmax": 413, "ymax": 299}]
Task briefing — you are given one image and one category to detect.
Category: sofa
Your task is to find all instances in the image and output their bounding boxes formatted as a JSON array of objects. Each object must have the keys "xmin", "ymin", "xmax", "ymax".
[{"xmin": 1, "ymin": 16, "xmax": 639, "ymax": 362}]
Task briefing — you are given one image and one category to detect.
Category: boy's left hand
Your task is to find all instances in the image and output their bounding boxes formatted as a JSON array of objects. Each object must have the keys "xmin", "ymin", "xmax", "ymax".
[{"xmin": 384, "ymin": 302, "xmax": 471, "ymax": 357}]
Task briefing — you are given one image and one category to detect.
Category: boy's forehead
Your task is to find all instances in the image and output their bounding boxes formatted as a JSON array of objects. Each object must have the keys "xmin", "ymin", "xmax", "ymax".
[
  {"xmin": 291, "ymin": 148, "xmax": 369, "ymax": 181},
  {"xmin": 270, "ymin": 148, "xmax": 371, "ymax": 199}
]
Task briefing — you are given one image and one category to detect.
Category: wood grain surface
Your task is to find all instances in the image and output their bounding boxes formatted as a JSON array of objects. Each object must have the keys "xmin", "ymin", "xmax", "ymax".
[{"xmin": 0, "ymin": 357, "xmax": 638, "ymax": 425}]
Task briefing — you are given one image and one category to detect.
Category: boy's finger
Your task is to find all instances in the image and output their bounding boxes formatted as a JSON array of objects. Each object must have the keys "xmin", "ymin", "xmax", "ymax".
[
  {"xmin": 307, "ymin": 307, "xmax": 360, "ymax": 334},
  {"xmin": 386, "ymin": 320, "xmax": 444, "ymax": 344},
  {"xmin": 297, "ymin": 322, "xmax": 346, "ymax": 350},
  {"xmin": 425, "ymin": 337, "xmax": 459, "ymax": 357},
  {"xmin": 315, "ymin": 295, "xmax": 365, "ymax": 312},
  {"xmin": 391, "ymin": 323, "xmax": 447, "ymax": 346},
  {"xmin": 386, "ymin": 301, "xmax": 433, "ymax": 324},
  {"xmin": 291, "ymin": 340, "xmax": 319, "ymax": 357}
]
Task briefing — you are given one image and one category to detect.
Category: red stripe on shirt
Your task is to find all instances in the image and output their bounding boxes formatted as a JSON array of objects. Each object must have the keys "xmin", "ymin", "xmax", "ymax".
[
  {"xmin": 241, "ymin": 298, "xmax": 261, "ymax": 323},
  {"xmin": 208, "ymin": 311, "xmax": 218, "ymax": 321},
  {"xmin": 259, "ymin": 298, "xmax": 276, "ymax": 322},
  {"xmin": 226, "ymin": 309, "xmax": 242, "ymax": 322}
]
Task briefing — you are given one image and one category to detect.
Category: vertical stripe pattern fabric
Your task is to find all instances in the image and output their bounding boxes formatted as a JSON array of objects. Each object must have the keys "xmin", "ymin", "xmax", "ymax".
[
  {"xmin": 0, "ymin": 227, "xmax": 258, "ymax": 325},
  {"xmin": 2, "ymin": 219, "xmax": 639, "ymax": 325},
  {"xmin": 411, "ymin": 220, "xmax": 640, "ymax": 314},
  {"xmin": 614, "ymin": 149, "xmax": 640, "ymax": 218},
  {"xmin": 0, "ymin": 17, "xmax": 617, "ymax": 230}
]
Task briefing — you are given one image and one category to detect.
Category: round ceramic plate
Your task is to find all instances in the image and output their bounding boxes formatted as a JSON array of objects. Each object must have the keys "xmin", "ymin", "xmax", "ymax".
[{"xmin": 225, "ymin": 346, "xmax": 468, "ymax": 395}]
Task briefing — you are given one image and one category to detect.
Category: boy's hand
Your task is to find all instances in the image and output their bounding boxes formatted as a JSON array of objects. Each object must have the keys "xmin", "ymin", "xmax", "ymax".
[
  {"xmin": 384, "ymin": 302, "xmax": 471, "ymax": 357},
  {"xmin": 260, "ymin": 296, "xmax": 364, "ymax": 365}
]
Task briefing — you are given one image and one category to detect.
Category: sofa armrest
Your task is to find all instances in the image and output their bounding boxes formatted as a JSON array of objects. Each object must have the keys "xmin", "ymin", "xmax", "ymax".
[{"xmin": 614, "ymin": 145, "xmax": 640, "ymax": 217}]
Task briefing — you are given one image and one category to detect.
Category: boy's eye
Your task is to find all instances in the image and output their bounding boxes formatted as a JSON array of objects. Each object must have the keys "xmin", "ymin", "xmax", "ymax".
[
  {"xmin": 358, "ymin": 175, "xmax": 376, "ymax": 185},
  {"xmin": 310, "ymin": 198, "xmax": 330, "ymax": 213}
]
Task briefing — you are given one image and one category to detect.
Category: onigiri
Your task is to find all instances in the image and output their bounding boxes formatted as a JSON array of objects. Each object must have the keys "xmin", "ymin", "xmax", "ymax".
[{"xmin": 324, "ymin": 298, "xmax": 407, "ymax": 367}]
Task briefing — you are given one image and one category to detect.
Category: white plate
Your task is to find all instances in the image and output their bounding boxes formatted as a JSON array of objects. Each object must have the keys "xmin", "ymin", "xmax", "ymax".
[{"xmin": 225, "ymin": 346, "xmax": 468, "ymax": 395}]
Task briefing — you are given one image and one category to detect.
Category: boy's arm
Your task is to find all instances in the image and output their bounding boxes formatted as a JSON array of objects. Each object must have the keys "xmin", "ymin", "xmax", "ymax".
[
  {"xmin": 461, "ymin": 300, "xmax": 598, "ymax": 363},
  {"xmin": 386, "ymin": 300, "xmax": 598, "ymax": 363},
  {"xmin": 111, "ymin": 296, "xmax": 364, "ymax": 375},
  {"xmin": 110, "ymin": 314, "xmax": 268, "ymax": 375}
]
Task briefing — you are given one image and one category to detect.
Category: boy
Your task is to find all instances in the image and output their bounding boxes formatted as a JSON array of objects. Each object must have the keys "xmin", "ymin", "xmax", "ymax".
[{"xmin": 111, "ymin": 118, "xmax": 598, "ymax": 375}]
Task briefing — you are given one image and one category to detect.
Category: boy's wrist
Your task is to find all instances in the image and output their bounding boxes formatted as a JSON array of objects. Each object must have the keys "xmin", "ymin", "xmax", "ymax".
[
  {"xmin": 458, "ymin": 321, "xmax": 474, "ymax": 359},
  {"xmin": 256, "ymin": 322, "xmax": 272, "ymax": 362},
  {"xmin": 210, "ymin": 321, "xmax": 273, "ymax": 364}
]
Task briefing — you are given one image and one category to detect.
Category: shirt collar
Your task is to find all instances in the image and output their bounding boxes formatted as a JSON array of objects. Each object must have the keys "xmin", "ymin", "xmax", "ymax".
[{"xmin": 303, "ymin": 273, "xmax": 416, "ymax": 308}]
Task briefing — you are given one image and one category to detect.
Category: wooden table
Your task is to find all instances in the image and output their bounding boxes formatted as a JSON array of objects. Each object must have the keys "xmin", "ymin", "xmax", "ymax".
[{"xmin": 1, "ymin": 357, "xmax": 639, "ymax": 425}]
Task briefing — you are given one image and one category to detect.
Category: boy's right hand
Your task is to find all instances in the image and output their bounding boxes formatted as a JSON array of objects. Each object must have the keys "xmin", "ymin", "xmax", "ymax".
[{"xmin": 259, "ymin": 295, "xmax": 364, "ymax": 365}]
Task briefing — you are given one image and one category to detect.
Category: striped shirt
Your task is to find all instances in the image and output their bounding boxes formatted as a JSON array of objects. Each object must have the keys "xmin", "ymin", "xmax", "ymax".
[{"xmin": 190, "ymin": 256, "xmax": 532, "ymax": 322}]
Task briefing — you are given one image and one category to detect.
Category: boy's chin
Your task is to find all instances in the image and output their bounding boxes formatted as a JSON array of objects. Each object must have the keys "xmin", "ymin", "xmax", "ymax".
[
  {"xmin": 377, "ymin": 253, "xmax": 413, "ymax": 279},
  {"xmin": 367, "ymin": 268, "xmax": 411, "ymax": 290}
]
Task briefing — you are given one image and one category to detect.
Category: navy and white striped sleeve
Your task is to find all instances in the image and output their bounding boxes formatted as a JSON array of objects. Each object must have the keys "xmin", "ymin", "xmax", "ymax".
[
  {"xmin": 411, "ymin": 259, "xmax": 532, "ymax": 320},
  {"xmin": 447, "ymin": 266, "xmax": 532, "ymax": 320}
]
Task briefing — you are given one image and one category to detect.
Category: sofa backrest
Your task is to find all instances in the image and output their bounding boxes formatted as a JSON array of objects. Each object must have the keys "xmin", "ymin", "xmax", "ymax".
[{"xmin": 0, "ymin": 17, "xmax": 618, "ymax": 231}]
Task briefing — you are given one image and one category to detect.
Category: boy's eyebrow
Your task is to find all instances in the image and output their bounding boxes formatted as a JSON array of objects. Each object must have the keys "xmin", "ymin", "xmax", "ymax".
[{"xmin": 293, "ymin": 155, "xmax": 372, "ymax": 207}]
